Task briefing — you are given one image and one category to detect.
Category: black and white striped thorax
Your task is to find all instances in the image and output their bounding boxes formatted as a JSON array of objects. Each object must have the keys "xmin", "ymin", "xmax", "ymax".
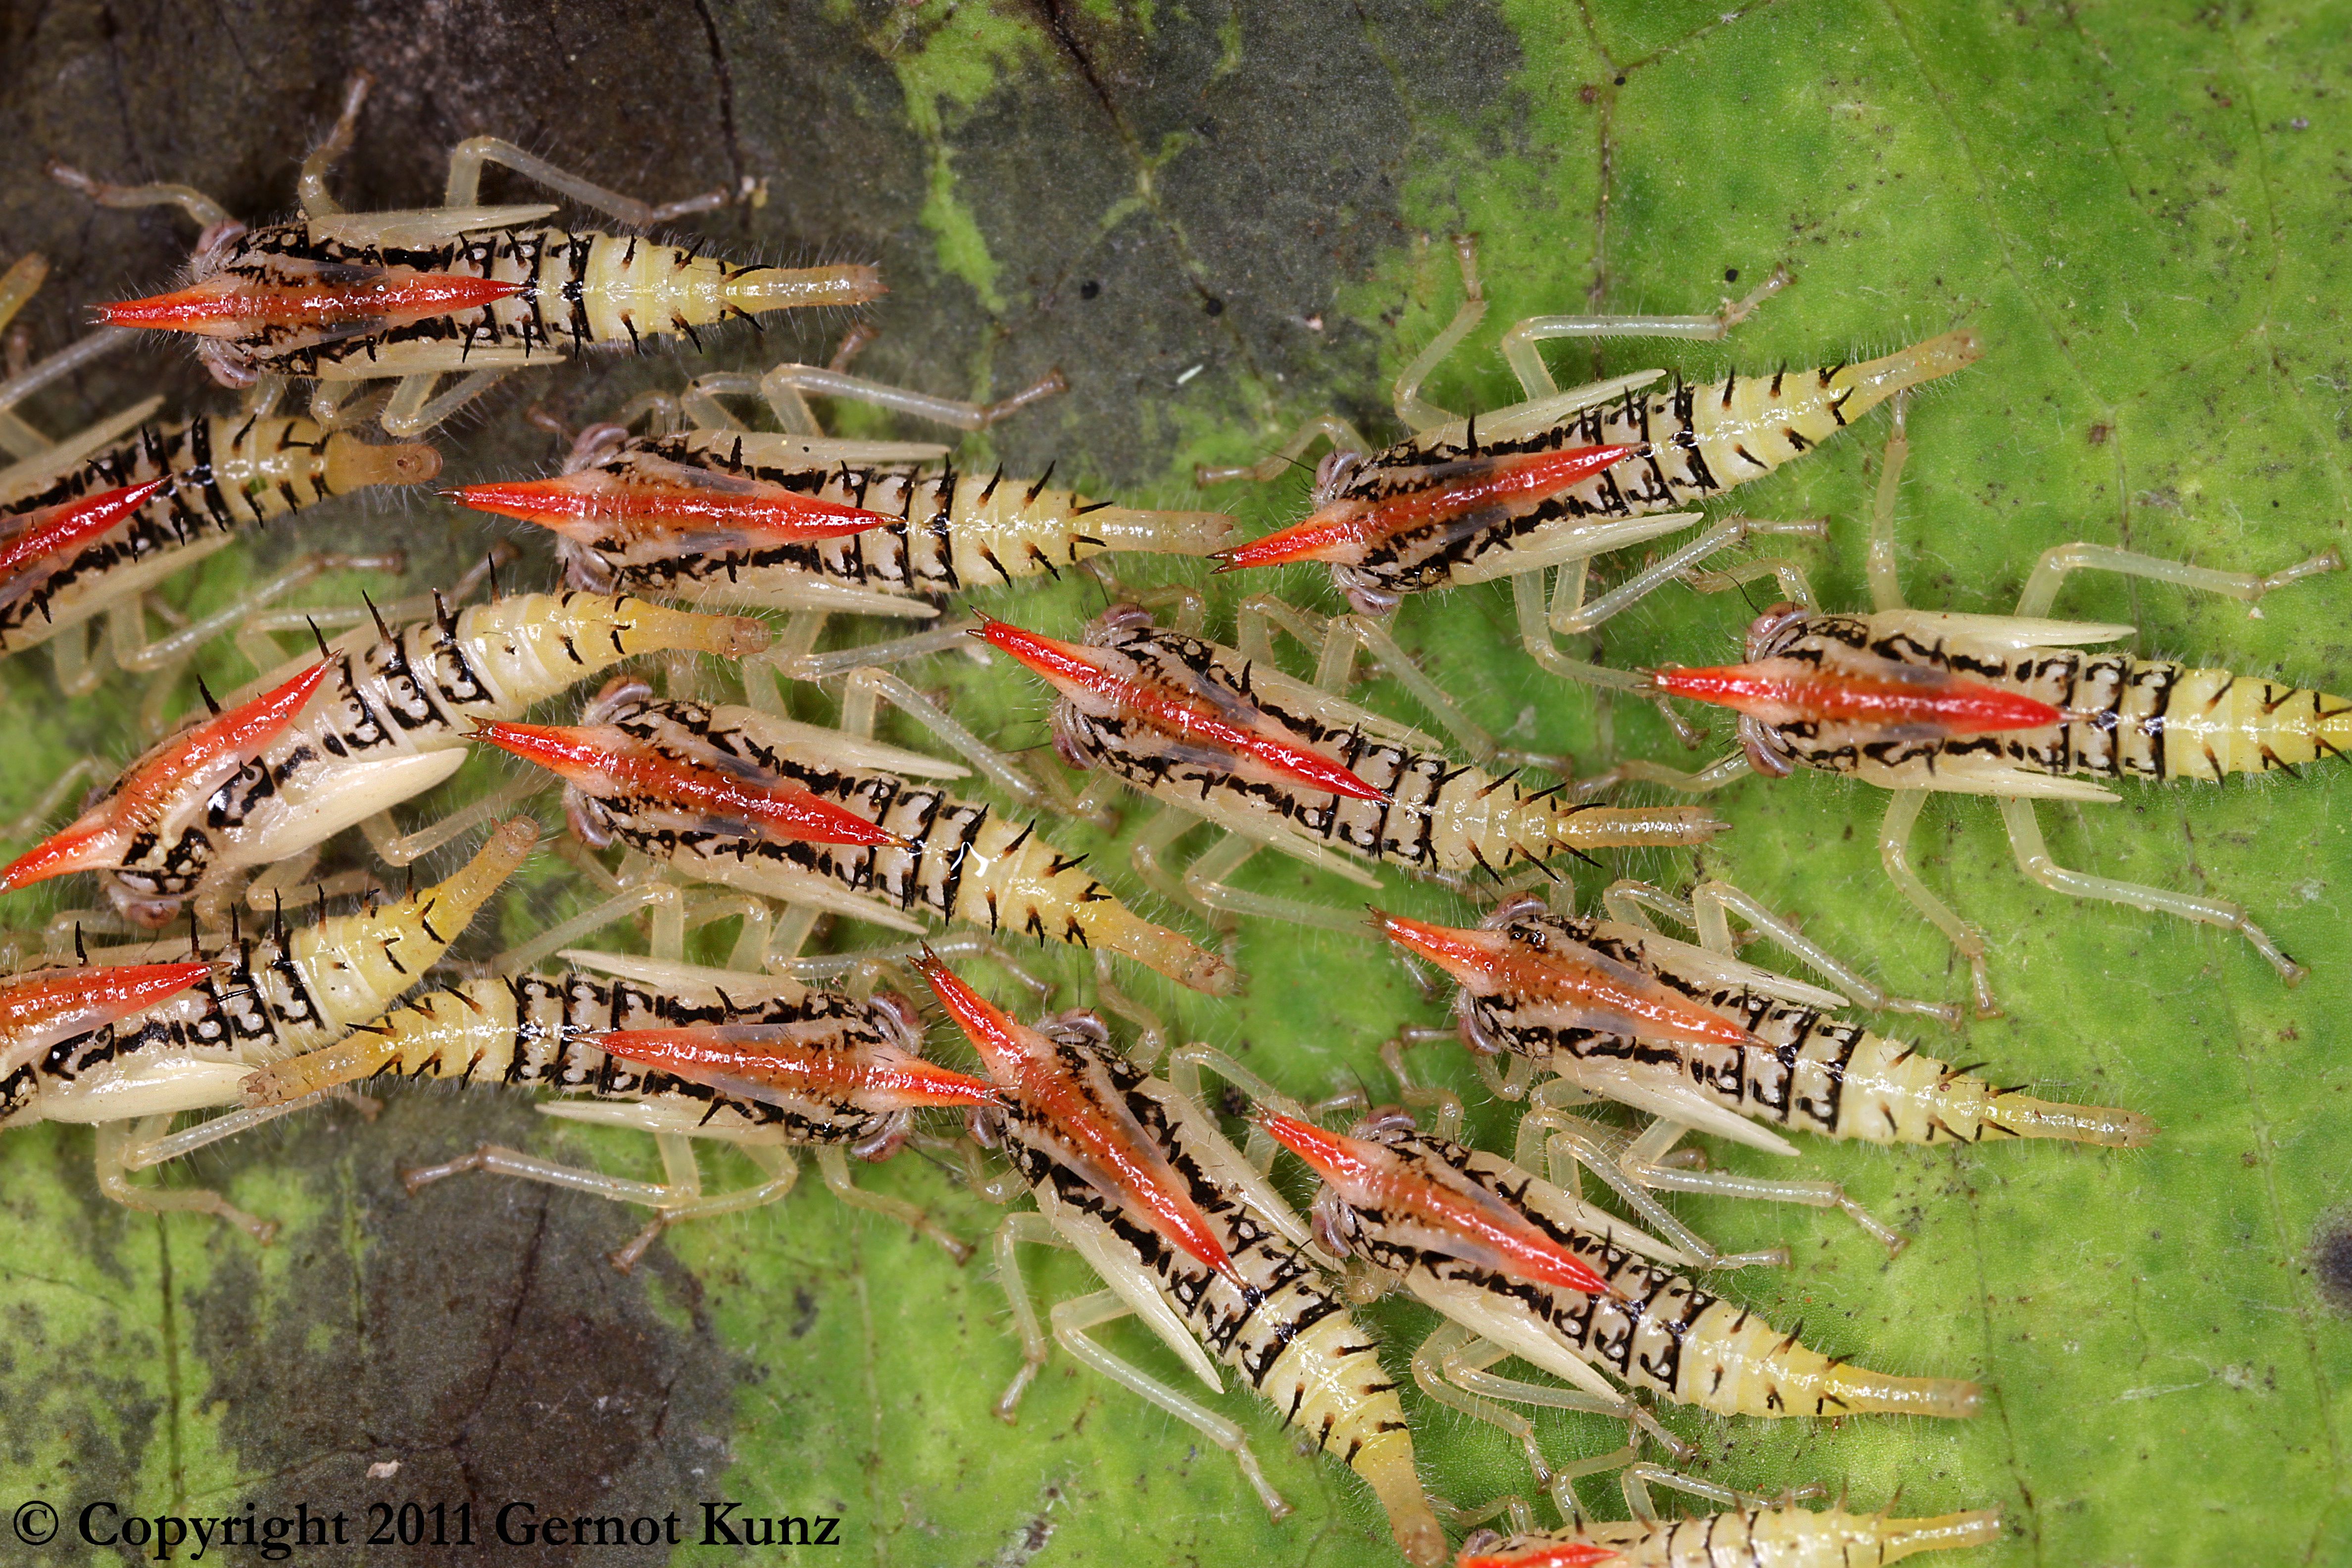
[
  {"xmin": 194, "ymin": 221, "xmax": 594, "ymax": 375},
  {"xmin": 993, "ymin": 1020, "xmax": 1386, "ymax": 1442},
  {"xmin": 0, "ymin": 416, "xmax": 337, "ymax": 647},
  {"xmin": 1745, "ymin": 612, "xmax": 2173, "ymax": 781},
  {"xmin": 1464, "ymin": 911, "xmax": 1865, "ymax": 1137},
  {"xmin": 0, "ymin": 926, "xmax": 328, "ymax": 1123},
  {"xmin": 97, "ymin": 604, "xmax": 511, "ymax": 905},
  {"xmin": 1325, "ymin": 1124, "xmax": 1722, "ymax": 1401},
  {"xmin": 411, "ymin": 970, "xmax": 914, "ymax": 1147},
  {"xmin": 559, "ymin": 434, "xmax": 963, "ymax": 597},
  {"xmin": 580, "ymin": 694, "xmax": 1114, "ymax": 939},
  {"xmin": 1058, "ymin": 621, "xmax": 1480, "ymax": 872}
]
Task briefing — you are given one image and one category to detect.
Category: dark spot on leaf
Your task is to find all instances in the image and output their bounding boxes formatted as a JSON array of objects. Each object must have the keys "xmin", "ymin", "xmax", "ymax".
[
  {"xmin": 789, "ymin": 1286, "xmax": 819, "ymax": 1339},
  {"xmin": 1724, "ymin": 267, "xmax": 1740, "ymax": 284},
  {"xmin": 187, "ymin": 1094, "xmax": 741, "ymax": 1566},
  {"xmin": 2312, "ymin": 1210, "xmax": 2352, "ymax": 1315},
  {"xmin": 1614, "ymin": 74, "xmax": 1627, "ymax": 86},
  {"xmin": 1203, "ymin": 296, "xmax": 1225, "ymax": 317},
  {"xmin": 1079, "ymin": 280, "xmax": 1101, "ymax": 300},
  {"xmin": 2088, "ymin": 423, "xmax": 2111, "ymax": 445}
]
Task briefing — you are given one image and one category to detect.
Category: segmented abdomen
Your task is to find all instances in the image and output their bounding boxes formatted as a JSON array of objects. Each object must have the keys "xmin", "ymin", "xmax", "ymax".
[
  {"xmin": 1770, "ymin": 616, "xmax": 2352, "ymax": 784},
  {"xmin": 246, "ymin": 970, "xmax": 907, "ymax": 1145},
  {"xmin": 1469, "ymin": 913, "xmax": 2153, "ymax": 1147},
  {"xmin": 582, "ymin": 696, "xmax": 1226, "ymax": 990},
  {"xmin": 1322, "ymin": 332, "xmax": 1976, "ymax": 596},
  {"xmin": 579, "ymin": 432, "xmax": 1131, "ymax": 599},
  {"xmin": 1064, "ymin": 624, "xmax": 1715, "ymax": 871},
  {"xmin": 5, "ymin": 820, "xmax": 525, "ymax": 1123},
  {"xmin": 202, "ymin": 224, "xmax": 871, "ymax": 377},
  {"xmin": 1340, "ymin": 1130, "xmax": 1977, "ymax": 1419},
  {"xmin": 98, "ymin": 593, "xmax": 753, "ymax": 911},
  {"xmin": 1001, "ymin": 1030, "xmax": 1434, "ymax": 1556},
  {"xmin": 1, "ymin": 416, "xmax": 367, "ymax": 651}
]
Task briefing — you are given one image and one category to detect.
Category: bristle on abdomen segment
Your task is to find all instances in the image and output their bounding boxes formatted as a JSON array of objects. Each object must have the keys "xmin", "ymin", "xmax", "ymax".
[
  {"xmin": 2147, "ymin": 665, "xmax": 2352, "ymax": 782},
  {"xmin": 578, "ymin": 238, "xmax": 880, "ymax": 345}
]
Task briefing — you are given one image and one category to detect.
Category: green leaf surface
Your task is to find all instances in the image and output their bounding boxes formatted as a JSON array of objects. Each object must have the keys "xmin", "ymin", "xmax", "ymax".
[{"xmin": 1, "ymin": 3, "xmax": 2348, "ymax": 1565}]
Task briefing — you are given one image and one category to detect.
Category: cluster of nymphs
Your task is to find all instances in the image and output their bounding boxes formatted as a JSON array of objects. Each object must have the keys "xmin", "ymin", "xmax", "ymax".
[{"xmin": 1, "ymin": 84, "xmax": 2339, "ymax": 1568}]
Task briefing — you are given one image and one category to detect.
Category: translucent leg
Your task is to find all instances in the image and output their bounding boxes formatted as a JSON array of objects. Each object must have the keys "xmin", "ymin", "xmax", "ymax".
[
  {"xmin": 294, "ymin": 74, "xmax": 371, "ymax": 218},
  {"xmin": 113, "ymin": 551, "xmax": 406, "ymax": 677},
  {"xmin": 399, "ymin": 1133, "xmax": 786, "ymax": 1268},
  {"xmin": 1602, "ymin": 877, "xmax": 1958, "ymax": 1027},
  {"xmin": 1183, "ymin": 833, "xmax": 1374, "ymax": 936},
  {"xmin": 772, "ymin": 931, "xmax": 1052, "ymax": 1005},
  {"xmin": 1513, "ymin": 572, "xmax": 1697, "ymax": 748},
  {"xmin": 1549, "ymin": 517, "xmax": 1829, "ymax": 637},
  {"xmin": 1599, "ymin": 749, "xmax": 1754, "ymax": 794},
  {"xmin": 1392, "ymin": 235, "xmax": 1489, "ymax": 432},
  {"xmin": 2011, "ymin": 540, "xmax": 2343, "ymax": 621},
  {"xmin": 754, "ymin": 362, "xmax": 1065, "ymax": 440},
  {"xmin": 1235, "ymin": 592, "xmax": 1516, "ymax": 764},
  {"xmin": 1416, "ymin": 1321, "xmax": 1692, "ymax": 1468},
  {"xmin": 441, "ymin": 137, "xmax": 727, "ymax": 223},
  {"xmin": 1165, "ymin": 1043, "xmax": 1310, "ymax": 1176},
  {"xmin": 1051, "ymin": 1287, "xmax": 1290, "ymax": 1520},
  {"xmin": 4, "ymin": 755, "xmax": 101, "ymax": 839},
  {"xmin": 94, "ymin": 1117, "xmax": 278, "ymax": 1242},
  {"xmin": 117, "ymin": 1089, "xmax": 343, "ymax": 1171},
  {"xmin": 242, "ymin": 850, "xmax": 385, "ymax": 917},
  {"xmin": 992, "ymin": 1209, "xmax": 1076, "ymax": 1419},
  {"xmin": 814, "ymin": 1144, "xmax": 972, "ymax": 1263},
  {"xmin": 1377, "ymin": 1025, "xmax": 1466, "ymax": 1096},
  {"xmin": 1878, "ymin": 791, "xmax": 2000, "ymax": 1019},
  {"xmin": 1498, "ymin": 266, "xmax": 1789, "ymax": 399},
  {"xmin": 400, "ymin": 1131, "xmax": 700, "ymax": 1212},
  {"xmin": 1130, "ymin": 805, "xmax": 1205, "ymax": 915},
  {"xmin": 1676, "ymin": 553, "xmax": 1821, "ymax": 610},
  {"xmin": 1195, "ymin": 414, "xmax": 1372, "ymax": 487},
  {"xmin": 47, "ymin": 158, "xmax": 232, "ymax": 232},
  {"xmin": 1436, "ymin": 1491, "xmax": 1536, "ymax": 1543},
  {"xmin": 484, "ymin": 880, "xmax": 684, "ymax": 976},
  {"xmin": 1618, "ymin": 1118, "xmax": 1908, "ymax": 1258},
  {"xmin": 377, "ymin": 369, "xmax": 515, "ymax": 439},
  {"xmin": 1619, "ymin": 1461, "xmax": 1818, "ymax": 1522},
  {"xmin": 1086, "ymin": 950, "xmax": 1168, "ymax": 1066},
  {"xmin": 0, "ymin": 253, "xmax": 45, "ymax": 340},
  {"xmin": 838, "ymin": 666, "xmax": 1064, "ymax": 813},
  {"xmin": 1518, "ymin": 1103, "xmax": 1785, "ymax": 1270},
  {"xmin": 1998, "ymin": 794, "xmax": 2303, "ymax": 984},
  {"xmin": 774, "ymin": 621, "xmax": 981, "ymax": 683},
  {"xmin": 1413, "ymin": 1323, "xmax": 1580, "ymax": 1485},
  {"xmin": 359, "ymin": 776, "xmax": 545, "ymax": 868},
  {"xmin": 1866, "ymin": 393, "xmax": 1914, "ymax": 612}
]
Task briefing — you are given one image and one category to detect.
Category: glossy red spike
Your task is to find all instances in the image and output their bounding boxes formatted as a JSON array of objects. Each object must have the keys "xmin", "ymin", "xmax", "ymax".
[
  {"xmin": 1216, "ymin": 444, "xmax": 1639, "ymax": 572},
  {"xmin": 1456, "ymin": 1541, "xmax": 1620, "ymax": 1568},
  {"xmin": 453, "ymin": 473, "xmax": 894, "ymax": 544},
  {"xmin": 589, "ymin": 1025, "xmax": 998, "ymax": 1110},
  {"xmin": 912, "ymin": 948, "xmax": 1240, "ymax": 1281},
  {"xmin": 971, "ymin": 618, "xmax": 1388, "ymax": 802},
  {"xmin": 1373, "ymin": 910, "xmax": 1754, "ymax": 1049},
  {"xmin": 1259, "ymin": 1113, "xmax": 1613, "ymax": 1300},
  {"xmin": 0, "ymin": 659, "xmax": 332, "ymax": 892},
  {"xmin": 0, "ymin": 478, "xmax": 170, "ymax": 582},
  {"xmin": 99, "ymin": 272, "xmax": 524, "ymax": 334},
  {"xmin": 469, "ymin": 719, "xmax": 901, "ymax": 848},
  {"xmin": 1653, "ymin": 661, "xmax": 2062, "ymax": 736},
  {"xmin": 0, "ymin": 961, "xmax": 212, "ymax": 1047}
]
